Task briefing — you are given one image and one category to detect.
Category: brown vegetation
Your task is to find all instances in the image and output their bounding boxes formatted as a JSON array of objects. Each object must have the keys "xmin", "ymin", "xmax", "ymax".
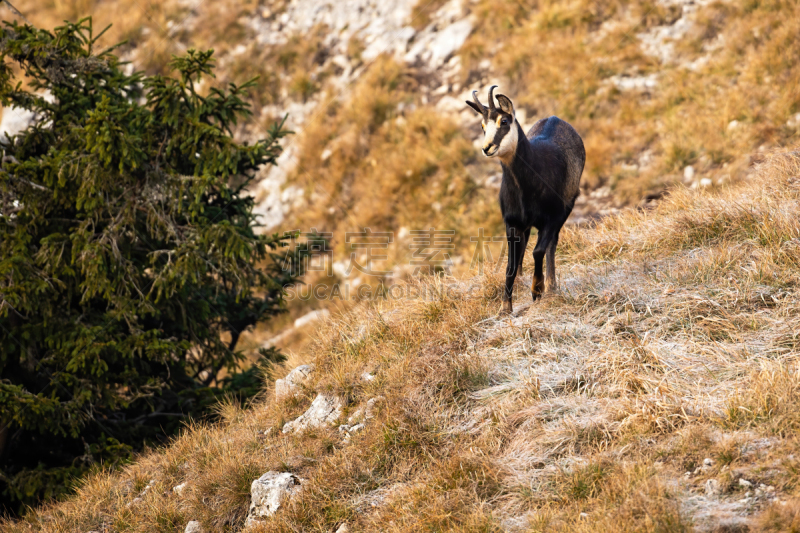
[{"xmin": 5, "ymin": 149, "xmax": 800, "ymax": 531}]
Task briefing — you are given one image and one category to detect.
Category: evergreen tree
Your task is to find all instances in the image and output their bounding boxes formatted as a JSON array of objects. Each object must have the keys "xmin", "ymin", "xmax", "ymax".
[{"xmin": 0, "ymin": 18, "xmax": 301, "ymax": 513}]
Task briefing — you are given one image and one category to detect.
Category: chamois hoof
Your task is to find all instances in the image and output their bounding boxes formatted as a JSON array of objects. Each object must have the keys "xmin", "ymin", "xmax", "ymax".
[
  {"xmin": 498, "ymin": 301, "xmax": 513, "ymax": 316},
  {"xmin": 531, "ymin": 280, "xmax": 545, "ymax": 301}
]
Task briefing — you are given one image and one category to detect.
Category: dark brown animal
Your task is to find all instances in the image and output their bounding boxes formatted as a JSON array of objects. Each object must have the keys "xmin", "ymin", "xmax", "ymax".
[{"xmin": 467, "ymin": 86, "xmax": 585, "ymax": 314}]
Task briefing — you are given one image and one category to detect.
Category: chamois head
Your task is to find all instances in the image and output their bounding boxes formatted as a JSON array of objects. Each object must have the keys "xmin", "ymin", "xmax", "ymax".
[{"xmin": 466, "ymin": 85, "xmax": 518, "ymax": 162}]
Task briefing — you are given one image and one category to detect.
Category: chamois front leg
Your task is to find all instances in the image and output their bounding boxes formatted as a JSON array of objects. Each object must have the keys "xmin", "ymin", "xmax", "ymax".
[{"xmin": 500, "ymin": 225, "xmax": 527, "ymax": 315}]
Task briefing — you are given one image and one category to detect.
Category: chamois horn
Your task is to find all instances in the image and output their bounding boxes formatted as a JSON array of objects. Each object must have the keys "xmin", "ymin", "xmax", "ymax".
[
  {"xmin": 472, "ymin": 90, "xmax": 486, "ymax": 113},
  {"xmin": 487, "ymin": 85, "xmax": 498, "ymax": 111}
]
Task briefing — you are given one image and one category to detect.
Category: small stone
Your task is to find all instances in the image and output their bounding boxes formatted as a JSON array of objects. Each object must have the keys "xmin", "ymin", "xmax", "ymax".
[
  {"xmin": 703, "ymin": 458, "xmax": 714, "ymax": 467},
  {"xmin": 361, "ymin": 372, "xmax": 375, "ymax": 381},
  {"xmin": 684, "ymin": 165, "xmax": 695, "ymax": 181},
  {"xmin": 275, "ymin": 364, "xmax": 315, "ymax": 401},
  {"xmin": 705, "ymin": 478, "xmax": 721, "ymax": 496},
  {"xmin": 700, "ymin": 178, "xmax": 712, "ymax": 187},
  {"xmin": 727, "ymin": 120, "xmax": 739, "ymax": 130},
  {"xmin": 185, "ymin": 520, "xmax": 203, "ymax": 533},
  {"xmin": 739, "ymin": 478, "xmax": 752, "ymax": 488},
  {"xmin": 579, "ymin": 512, "xmax": 589, "ymax": 519},
  {"xmin": 335, "ymin": 525, "xmax": 349, "ymax": 533},
  {"xmin": 173, "ymin": 482, "xmax": 187, "ymax": 495}
]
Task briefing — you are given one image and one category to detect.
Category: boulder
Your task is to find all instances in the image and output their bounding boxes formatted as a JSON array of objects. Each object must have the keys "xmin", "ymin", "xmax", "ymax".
[
  {"xmin": 282, "ymin": 394, "xmax": 342, "ymax": 434},
  {"xmin": 275, "ymin": 364, "xmax": 315, "ymax": 401},
  {"xmin": 245, "ymin": 472, "xmax": 301, "ymax": 528}
]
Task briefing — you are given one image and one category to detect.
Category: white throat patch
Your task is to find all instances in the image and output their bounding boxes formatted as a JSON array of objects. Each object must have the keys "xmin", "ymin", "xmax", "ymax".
[{"xmin": 496, "ymin": 121, "xmax": 518, "ymax": 162}]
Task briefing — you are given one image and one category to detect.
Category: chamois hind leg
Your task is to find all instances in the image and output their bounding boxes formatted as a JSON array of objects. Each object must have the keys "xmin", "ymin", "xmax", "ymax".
[
  {"xmin": 545, "ymin": 234, "xmax": 559, "ymax": 293},
  {"xmin": 546, "ymin": 205, "xmax": 573, "ymax": 293},
  {"xmin": 500, "ymin": 225, "xmax": 528, "ymax": 315},
  {"xmin": 531, "ymin": 226, "xmax": 558, "ymax": 301}
]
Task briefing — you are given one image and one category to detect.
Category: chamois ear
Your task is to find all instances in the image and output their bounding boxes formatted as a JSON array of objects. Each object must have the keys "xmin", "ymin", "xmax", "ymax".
[
  {"xmin": 495, "ymin": 94, "xmax": 515, "ymax": 117},
  {"xmin": 466, "ymin": 100, "xmax": 485, "ymax": 116}
]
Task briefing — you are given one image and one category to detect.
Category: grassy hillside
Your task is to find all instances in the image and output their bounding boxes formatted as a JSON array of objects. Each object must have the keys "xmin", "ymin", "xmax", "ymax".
[
  {"xmin": 6, "ymin": 149, "xmax": 800, "ymax": 532},
  {"xmin": 3, "ymin": 0, "xmax": 800, "ymax": 349},
  {"xmin": 4, "ymin": 0, "xmax": 800, "ymax": 527}
]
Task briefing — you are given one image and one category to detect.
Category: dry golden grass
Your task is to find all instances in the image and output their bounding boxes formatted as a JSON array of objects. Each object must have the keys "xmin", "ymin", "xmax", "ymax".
[
  {"xmin": 235, "ymin": 0, "xmax": 800, "ymax": 293},
  {"xmin": 4, "ymin": 0, "xmax": 800, "ymax": 528},
  {"xmin": 5, "ymin": 149, "xmax": 800, "ymax": 531},
  {"xmin": 463, "ymin": 0, "xmax": 800, "ymax": 201},
  {"xmin": 3, "ymin": 0, "xmax": 800, "ymax": 246}
]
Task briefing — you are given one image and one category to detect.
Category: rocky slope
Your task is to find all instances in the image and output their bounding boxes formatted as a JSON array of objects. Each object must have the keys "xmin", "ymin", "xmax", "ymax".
[{"xmin": 4, "ymin": 0, "xmax": 800, "ymax": 271}]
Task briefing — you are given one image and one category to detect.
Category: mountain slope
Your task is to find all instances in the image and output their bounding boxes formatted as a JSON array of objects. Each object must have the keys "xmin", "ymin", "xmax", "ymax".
[
  {"xmin": 3, "ymin": 0, "xmax": 800, "ymax": 353},
  {"xmin": 6, "ymin": 150, "xmax": 800, "ymax": 532}
]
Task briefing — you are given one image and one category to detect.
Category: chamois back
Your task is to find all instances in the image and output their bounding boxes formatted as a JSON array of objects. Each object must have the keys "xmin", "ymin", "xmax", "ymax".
[{"xmin": 527, "ymin": 116, "xmax": 585, "ymax": 202}]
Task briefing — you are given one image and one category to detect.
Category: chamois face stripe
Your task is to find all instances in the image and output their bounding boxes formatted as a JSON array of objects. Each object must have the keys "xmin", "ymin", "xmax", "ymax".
[{"xmin": 482, "ymin": 111, "xmax": 517, "ymax": 161}]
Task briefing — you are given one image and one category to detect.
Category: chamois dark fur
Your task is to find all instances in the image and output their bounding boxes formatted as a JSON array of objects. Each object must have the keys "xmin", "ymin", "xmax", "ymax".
[{"xmin": 467, "ymin": 86, "xmax": 585, "ymax": 314}]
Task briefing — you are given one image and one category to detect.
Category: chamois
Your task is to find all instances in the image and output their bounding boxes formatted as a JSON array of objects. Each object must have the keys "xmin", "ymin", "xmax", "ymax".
[{"xmin": 467, "ymin": 86, "xmax": 585, "ymax": 314}]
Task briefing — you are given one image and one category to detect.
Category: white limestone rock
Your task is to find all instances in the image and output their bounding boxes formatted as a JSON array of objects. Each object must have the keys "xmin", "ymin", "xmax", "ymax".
[
  {"xmin": 245, "ymin": 472, "xmax": 301, "ymax": 528},
  {"xmin": 184, "ymin": 520, "xmax": 203, "ymax": 533},
  {"xmin": 275, "ymin": 364, "xmax": 315, "ymax": 401},
  {"xmin": 705, "ymin": 478, "xmax": 721, "ymax": 496},
  {"xmin": 0, "ymin": 106, "xmax": 36, "ymax": 144},
  {"xmin": 282, "ymin": 394, "xmax": 343, "ymax": 433}
]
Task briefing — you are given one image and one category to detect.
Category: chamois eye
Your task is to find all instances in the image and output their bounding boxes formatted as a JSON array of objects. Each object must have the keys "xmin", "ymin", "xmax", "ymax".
[{"xmin": 501, "ymin": 118, "xmax": 508, "ymax": 126}]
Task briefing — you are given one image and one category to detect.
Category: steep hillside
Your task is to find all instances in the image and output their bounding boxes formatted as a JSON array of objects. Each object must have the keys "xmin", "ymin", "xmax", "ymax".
[
  {"xmin": 6, "ymin": 150, "xmax": 800, "ymax": 532},
  {"xmin": 4, "ymin": 0, "xmax": 800, "ymax": 240},
  {"xmin": 3, "ymin": 0, "xmax": 800, "ymax": 353}
]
